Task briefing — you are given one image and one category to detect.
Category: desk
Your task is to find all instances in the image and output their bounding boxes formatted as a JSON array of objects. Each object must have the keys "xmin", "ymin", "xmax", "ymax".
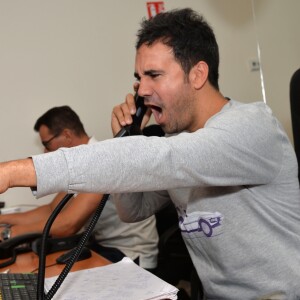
[{"xmin": 0, "ymin": 250, "xmax": 110, "ymax": 277}]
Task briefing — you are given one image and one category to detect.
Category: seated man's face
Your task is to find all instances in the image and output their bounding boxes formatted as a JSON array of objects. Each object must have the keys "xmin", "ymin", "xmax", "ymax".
[{"xmin": 39, "ymin": 124, "xmax": 69, "ymax": 152}]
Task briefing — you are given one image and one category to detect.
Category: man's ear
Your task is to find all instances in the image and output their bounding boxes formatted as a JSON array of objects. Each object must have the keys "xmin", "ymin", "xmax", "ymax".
[
  {"xmin": 62, "ymin": 129, "xmax": 73, "ymax": 146},
  {"xmin": 189, "ymin": 61, "xmax": 209, "ymax": 90}
]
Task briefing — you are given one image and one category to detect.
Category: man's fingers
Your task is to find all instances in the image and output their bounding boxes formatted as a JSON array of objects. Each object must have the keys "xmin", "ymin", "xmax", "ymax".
[{"xmin": 111, "ymin": 94, "xmax": 136, "ymax": 136}]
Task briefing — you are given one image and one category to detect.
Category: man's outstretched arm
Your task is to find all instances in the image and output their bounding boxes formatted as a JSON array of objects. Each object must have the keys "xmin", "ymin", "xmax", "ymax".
[{"xmin": 0, "ymin": 158, "xmax": 37, "ymax": 193}]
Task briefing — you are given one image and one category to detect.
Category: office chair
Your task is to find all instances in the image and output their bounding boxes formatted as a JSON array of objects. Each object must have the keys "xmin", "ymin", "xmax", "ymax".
[{"xmin": 290, "ymin": 68, "xmax": 300, "ymax": 183}]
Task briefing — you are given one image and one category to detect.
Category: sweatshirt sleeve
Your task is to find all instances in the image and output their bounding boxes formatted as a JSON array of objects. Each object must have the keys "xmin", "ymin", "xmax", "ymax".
[
  {"xmin": 31, "ymin": 102, "xmax": 283, "ymax": 198},
  {"xmin": 112, "ymin": 190, "xmax": 171, "ymax": 222}
]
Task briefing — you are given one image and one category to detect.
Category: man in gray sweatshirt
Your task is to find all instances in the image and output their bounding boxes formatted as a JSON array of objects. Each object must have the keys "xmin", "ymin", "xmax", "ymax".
[{"xmin": 1, "ymin": 8, "xmax": 300, "ymax": 299}]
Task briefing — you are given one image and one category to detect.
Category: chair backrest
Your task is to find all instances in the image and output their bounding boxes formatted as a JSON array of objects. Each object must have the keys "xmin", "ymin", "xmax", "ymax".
[{"xmin": 290, "ymin": 68, "xmax": 300, "ymax": 183}]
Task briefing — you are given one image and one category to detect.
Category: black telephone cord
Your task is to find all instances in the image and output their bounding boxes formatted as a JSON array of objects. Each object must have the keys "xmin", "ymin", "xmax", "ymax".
[{"xmin": 44, "ymin": 194, "xmax": 109, "ymax": 300}]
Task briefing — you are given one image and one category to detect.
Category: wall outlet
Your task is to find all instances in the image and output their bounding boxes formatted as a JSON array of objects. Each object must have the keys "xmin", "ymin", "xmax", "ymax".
[{"xmin": 249, "ymin": 59, "xmax": 260, "ymax": 71}]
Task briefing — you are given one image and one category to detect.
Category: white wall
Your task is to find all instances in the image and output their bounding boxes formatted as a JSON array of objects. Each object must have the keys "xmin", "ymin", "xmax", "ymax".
[
  {"xmin": 254, "ymin": 0, "xmax": 300, "ymax": 137},
  {"xmin": 0, "ymin": 0, "xmax": 299, "ymax": 207}
]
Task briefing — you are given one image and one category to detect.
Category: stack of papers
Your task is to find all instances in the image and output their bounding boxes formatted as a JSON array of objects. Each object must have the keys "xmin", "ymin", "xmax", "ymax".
[{"xmin": 45, "ymin": 257, "xmax": 178, "ymax": 299}]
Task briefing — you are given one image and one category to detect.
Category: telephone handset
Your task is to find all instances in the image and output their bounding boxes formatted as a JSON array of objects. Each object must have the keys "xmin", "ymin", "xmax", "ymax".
[
  {"xmin": 114, "ymin": 93, "xmax": 147, "ymax": 137},
  {"xmin": 0, "ymin": 232, "xmax": 84, "ymax": 260},
  {"xmin": 0, "ymin": 232, "xmax": 42, "ymax": 259}
]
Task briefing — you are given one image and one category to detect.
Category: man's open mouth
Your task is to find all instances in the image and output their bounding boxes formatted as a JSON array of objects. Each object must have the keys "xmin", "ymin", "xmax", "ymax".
[{"xmin": 149, "ymin": 104, "xmax": 163, "ymax": 123}]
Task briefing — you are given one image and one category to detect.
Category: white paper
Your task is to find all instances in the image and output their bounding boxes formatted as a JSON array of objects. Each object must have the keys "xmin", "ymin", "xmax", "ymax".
[{"xmin": 44, "ymin": 257, "xmax": 178, "ymax": 300}]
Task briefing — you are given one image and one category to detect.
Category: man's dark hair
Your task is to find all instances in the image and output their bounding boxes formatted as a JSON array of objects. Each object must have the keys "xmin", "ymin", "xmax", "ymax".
[
  {"xmin": 34, "ymin": 105, "xmax": 86, "ymax": 136},
  {"xmin": 136, "ymin": 8, "xmax": 219, "ymax": 90}
]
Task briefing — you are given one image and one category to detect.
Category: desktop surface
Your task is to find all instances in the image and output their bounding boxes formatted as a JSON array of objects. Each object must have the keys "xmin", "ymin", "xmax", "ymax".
[
  {"xmin": 0, "ymin": 249, "xmax": 110, "ymax": 278},
  {"xmin": 0, "ymin": 250, "xmax": 111, "ymax": 300}
]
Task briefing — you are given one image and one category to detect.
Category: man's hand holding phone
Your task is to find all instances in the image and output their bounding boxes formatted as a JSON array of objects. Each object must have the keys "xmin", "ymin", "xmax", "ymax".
[{"xmin": 111, "ymin": 91, "xmax": 152, "ymax": 137}]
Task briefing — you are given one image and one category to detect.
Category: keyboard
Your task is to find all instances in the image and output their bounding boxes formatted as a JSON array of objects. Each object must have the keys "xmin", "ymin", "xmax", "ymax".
[{"xmin": 0, "ymin": 273, "xmax": 38, "ymax": 300}]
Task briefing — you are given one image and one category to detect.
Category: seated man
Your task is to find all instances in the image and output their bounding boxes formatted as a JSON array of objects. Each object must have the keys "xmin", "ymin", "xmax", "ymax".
[{"xmin": 0, "ymin": 106, "xmax": 158, "ymax": 269}]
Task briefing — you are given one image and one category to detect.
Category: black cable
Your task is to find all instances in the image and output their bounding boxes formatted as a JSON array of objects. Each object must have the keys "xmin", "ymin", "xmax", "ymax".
[
  {"xmin": 37, "ymin": 193, "xmax": 74, "ymax": 300},
  {"xmin": 0, "ymin": 249, "xmax": 17, "ymax": 268},
  {"xmin": 45, "ymin": 194, "xmax": 109, "ymax": 300}
]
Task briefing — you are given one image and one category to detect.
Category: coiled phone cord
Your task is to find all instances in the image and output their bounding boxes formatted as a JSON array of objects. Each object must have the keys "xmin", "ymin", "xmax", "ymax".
[{"xmin": 36, "ymin": 193, "xmax": 109, "ymax": 300}]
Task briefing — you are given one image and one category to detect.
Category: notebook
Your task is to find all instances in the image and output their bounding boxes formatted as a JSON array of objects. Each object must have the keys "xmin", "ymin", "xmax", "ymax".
[{"xmin": 45, "ymin": 257, "xmax": 178, "ymax": 299}]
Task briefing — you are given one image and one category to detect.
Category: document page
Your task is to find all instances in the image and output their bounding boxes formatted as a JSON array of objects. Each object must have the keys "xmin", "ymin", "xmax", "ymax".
[{"xmin": 44, "ymin": 257, "xmax": 178, "ymax": 300}]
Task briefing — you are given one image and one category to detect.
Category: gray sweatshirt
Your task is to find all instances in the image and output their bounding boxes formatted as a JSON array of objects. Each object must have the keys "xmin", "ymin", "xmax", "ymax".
[{"xmin": 32, "ymin": 100, "xmax": 300, "ymax": 299}]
